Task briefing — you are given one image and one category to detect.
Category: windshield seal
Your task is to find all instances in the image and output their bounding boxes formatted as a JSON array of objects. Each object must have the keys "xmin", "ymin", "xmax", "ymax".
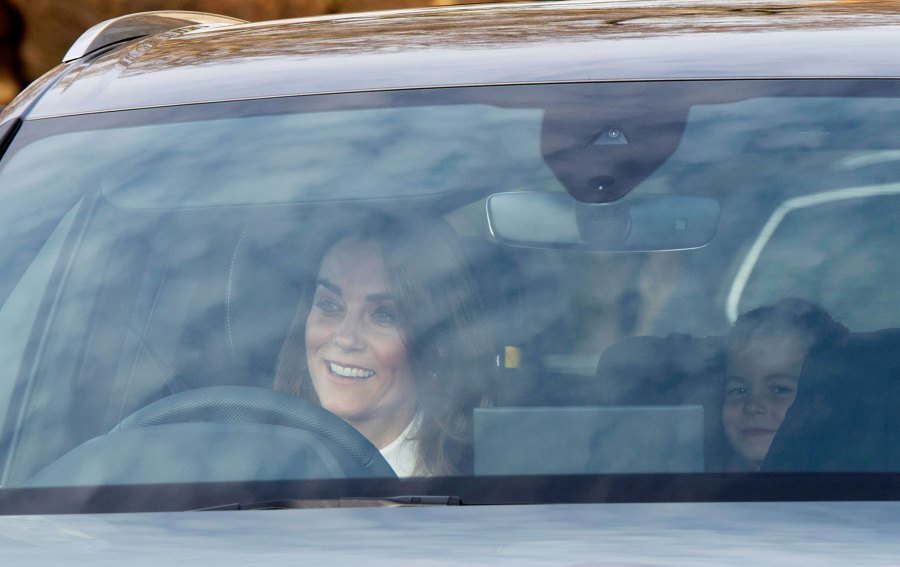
[
  {"xmin": 0, "ymin": 472, "xmax": 898, "ymax": 515},
  {"xmin": 1, "ymin": 79, "xmax": 899, "ymax": 514}
]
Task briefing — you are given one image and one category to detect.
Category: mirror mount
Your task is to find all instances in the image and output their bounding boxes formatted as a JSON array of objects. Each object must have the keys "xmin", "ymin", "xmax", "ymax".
[{"xmin": 541, "ymin": 102, "xmax": 690, "ymax": 204}]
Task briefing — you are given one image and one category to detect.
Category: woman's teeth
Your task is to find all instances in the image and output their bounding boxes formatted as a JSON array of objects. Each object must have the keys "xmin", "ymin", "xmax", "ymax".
[{"xmin": 329, "ymin": 362, "xmax": 375, "ymax": 378}]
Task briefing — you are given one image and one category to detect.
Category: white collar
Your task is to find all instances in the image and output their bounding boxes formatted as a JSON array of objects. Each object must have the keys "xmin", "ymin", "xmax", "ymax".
[{"xmin": 379, "ymin": 414, "xmax": 422, "ymax": 477}]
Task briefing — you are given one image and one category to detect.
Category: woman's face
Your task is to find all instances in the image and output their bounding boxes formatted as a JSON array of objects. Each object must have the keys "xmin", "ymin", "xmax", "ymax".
[
  {"xmin": 305, "ymin": 237, "xmax": 417, "ymax": 448},
  {"xmin": 722, "ymin": 331, "xmax": 809, "ymax": 468}
]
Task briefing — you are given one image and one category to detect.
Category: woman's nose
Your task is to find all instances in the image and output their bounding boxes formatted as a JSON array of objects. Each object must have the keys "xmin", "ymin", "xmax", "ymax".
[{"xmin": 332, "ymin": 316, "xmax": 364, "ymax": 351}]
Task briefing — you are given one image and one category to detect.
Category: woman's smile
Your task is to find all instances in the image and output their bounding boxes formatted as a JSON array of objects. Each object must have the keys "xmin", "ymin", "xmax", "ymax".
[{"xmin": 327, "ymin": 360, "xmax": 376, "ymax": 380}]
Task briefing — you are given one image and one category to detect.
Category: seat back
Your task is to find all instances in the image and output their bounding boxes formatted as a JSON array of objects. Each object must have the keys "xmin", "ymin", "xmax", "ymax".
[
  {"xmin": 764, "ymin": 329, "xmax": 900, "ymax": 472},
  {"xmin": 594, "ymin": 333, "xmax": 728, "ymax": 469}
]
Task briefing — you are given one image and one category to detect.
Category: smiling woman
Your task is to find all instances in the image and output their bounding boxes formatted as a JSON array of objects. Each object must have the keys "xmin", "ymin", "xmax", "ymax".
[{"xmin": 273, "ymin": 217, "xmax": 497, "ymax": 476}]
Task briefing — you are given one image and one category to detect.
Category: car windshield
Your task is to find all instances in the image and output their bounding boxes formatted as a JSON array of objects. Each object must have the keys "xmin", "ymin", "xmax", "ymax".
[{"xmin": 0, "ymin": 80, "xmax": 897, "ymax": 508}]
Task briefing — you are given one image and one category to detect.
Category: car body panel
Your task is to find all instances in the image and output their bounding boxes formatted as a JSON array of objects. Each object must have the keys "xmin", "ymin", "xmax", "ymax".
[
  {"xmin": 2, "ymin": 501, "xmax": 899, "ymax": 565},
  {"xmin": 22, "ymin": 1, "xmax": 900, "ymax": 119}
]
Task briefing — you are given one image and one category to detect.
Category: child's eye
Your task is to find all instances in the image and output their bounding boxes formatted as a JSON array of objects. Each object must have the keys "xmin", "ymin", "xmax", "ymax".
[
  {"xmin": 771, "ymin": 385, "xmax": 796, "ymax": 396},
  {"xmin": 725, "ymin": 385, "xmax": 749, "ymax": 397}
]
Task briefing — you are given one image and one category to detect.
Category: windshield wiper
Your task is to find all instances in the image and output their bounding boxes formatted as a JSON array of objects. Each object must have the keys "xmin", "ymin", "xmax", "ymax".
[{"xmin": 198, "ymin": 495, "xmax": 462, "ymax": 511}]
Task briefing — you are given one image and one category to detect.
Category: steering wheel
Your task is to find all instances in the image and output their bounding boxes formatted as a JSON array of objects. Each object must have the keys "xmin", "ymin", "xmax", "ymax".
[
  {"xmin": 111, "ymin": 385, "xmax": 395, "ymax": 476},
  {"xmin": 26, "ymin": 386, "xmax": 396, "ymax": 487}
]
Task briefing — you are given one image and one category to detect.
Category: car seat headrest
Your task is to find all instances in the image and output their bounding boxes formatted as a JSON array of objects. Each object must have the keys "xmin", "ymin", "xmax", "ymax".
[
  {"xmin": 595, "ymin": 333, "xmax": 728, "ymax": 469},
  {"xmin": 224, "ymin": 216, "xmax": 324, "ymax": 388},
  {"xmin": 595, "ymin": 334, "xmax": 725, "ymax": 405}
]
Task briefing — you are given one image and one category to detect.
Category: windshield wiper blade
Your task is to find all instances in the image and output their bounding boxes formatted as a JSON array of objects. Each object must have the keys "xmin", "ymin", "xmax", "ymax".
[{"xmin": 198, "ymin": 495, "xmax": 462, "ymax": 511}]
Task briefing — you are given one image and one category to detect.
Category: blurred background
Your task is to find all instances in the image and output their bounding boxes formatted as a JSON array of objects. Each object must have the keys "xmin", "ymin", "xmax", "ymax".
[{"xmin": 0, "ymin": 0, "xmax": 521, "ymax": 105}]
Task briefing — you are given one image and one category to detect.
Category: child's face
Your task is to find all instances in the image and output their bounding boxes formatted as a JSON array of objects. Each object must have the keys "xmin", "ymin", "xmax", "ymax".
[{"xmin": 722, "ymin": 332, "xmax": 809, "ymax": 468}]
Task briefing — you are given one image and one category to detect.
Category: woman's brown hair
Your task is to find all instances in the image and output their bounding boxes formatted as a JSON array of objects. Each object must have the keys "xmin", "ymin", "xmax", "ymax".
[{"xmin": 273, "ymin": 215, "xmax": 496, "ymax": 475}]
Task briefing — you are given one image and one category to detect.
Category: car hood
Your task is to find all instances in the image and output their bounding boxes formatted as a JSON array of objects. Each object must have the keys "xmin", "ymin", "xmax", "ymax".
[{"xmin": 1, "ymin": 501, "xmax": 898, "ymax": 565}]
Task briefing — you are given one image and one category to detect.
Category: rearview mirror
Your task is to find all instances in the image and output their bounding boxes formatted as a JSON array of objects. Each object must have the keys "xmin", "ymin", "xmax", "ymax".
[{"xmin": 486, "ymin": 191, "xmax": 719, "ymax": 251}]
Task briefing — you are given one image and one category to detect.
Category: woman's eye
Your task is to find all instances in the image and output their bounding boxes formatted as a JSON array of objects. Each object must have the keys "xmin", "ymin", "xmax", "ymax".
[
  {"xmin": 371, "ymin": 306, "xmax": 398, "ymax": 326},
  {"xmin": 314, "ymin": 297, "xmax": 342, "ymax": 314}
]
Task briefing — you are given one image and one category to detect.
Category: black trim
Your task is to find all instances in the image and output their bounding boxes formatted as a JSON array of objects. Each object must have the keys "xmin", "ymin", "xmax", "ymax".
[
  {"xmin": 0, "ymin": 473, "xmax": 898, "ymax": 515},
  {"xmin": 0, "ymin": 117, "xmax": 21, "ymax": 162}
]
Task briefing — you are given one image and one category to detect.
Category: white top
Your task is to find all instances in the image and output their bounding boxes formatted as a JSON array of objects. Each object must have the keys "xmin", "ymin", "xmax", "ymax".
[{"xmin": 379, "ymin": 414, "xmax": 422, "ymax": 477}]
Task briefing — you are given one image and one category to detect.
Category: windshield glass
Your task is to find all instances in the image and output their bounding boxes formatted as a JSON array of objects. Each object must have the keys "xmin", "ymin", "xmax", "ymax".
[{"xmin": 0, "ymin": 81, "xmax": 897, "ymax": 505}]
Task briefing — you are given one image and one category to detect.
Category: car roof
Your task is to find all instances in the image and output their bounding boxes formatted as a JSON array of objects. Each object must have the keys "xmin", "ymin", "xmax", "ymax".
[{"xmin": 18, "ymin": 0, "xmax": 900, "ymax": 119}]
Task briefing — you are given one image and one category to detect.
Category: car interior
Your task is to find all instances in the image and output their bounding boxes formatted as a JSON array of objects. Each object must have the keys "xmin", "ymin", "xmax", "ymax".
[{"xmin": 0, "ymin": 79, "xmax": 897, "ymax": 487}]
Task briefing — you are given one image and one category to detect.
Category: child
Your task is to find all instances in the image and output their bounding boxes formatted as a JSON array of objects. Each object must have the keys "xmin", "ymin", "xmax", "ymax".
[{"xmin": 721, "ymin": 299, "xmax": 847, "ymax": 471}]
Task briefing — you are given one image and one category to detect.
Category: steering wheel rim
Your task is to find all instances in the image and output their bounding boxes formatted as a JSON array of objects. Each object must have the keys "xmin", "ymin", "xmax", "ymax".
[{"xmin": 112, "ymin": 385, "xmax": 396, "ymax": 477}]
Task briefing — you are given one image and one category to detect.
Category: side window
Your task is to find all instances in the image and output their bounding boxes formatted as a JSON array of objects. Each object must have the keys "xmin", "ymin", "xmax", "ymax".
[
  {"xmin": 729, "ymin": 187, "xmax": 900, "ymax": 331},
  {"xmin": 0, "ymin": 204, "xmax": 78, "ymax": 426}
]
